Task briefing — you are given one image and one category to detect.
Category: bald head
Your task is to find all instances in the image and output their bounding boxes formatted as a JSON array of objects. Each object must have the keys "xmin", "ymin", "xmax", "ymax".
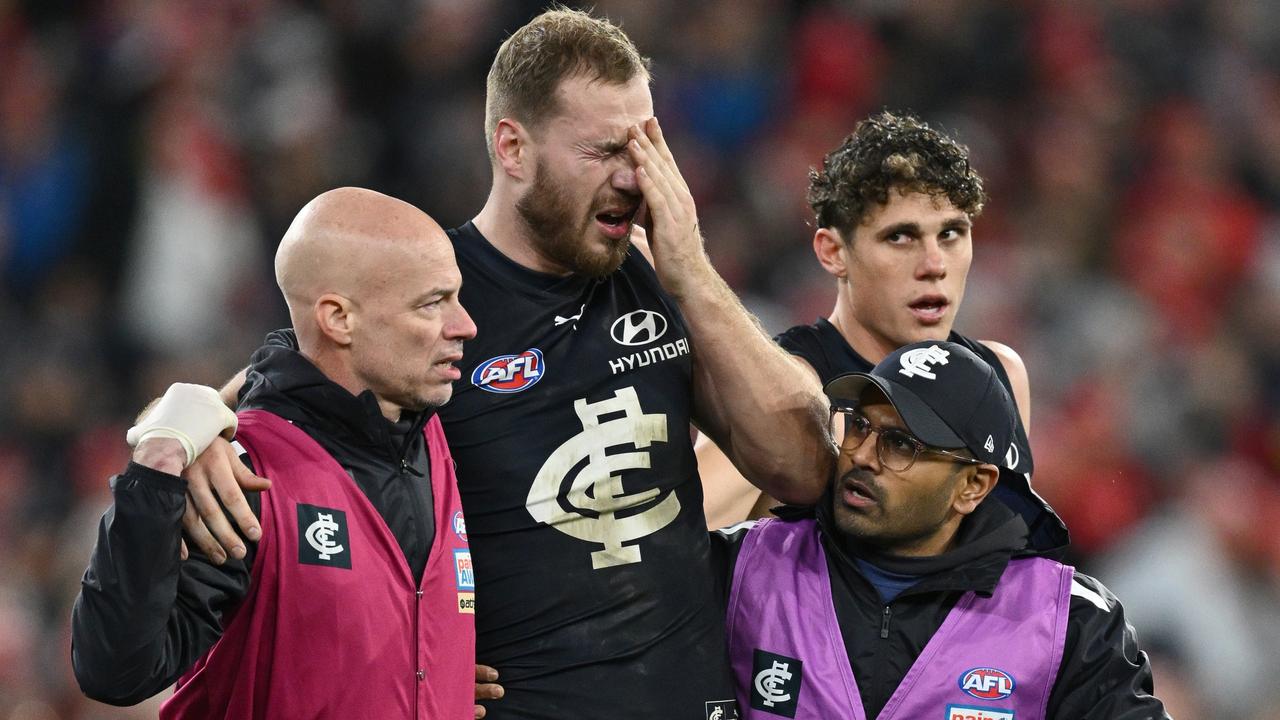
[
  {"xmin": 274, "ymin": 187, "xmax": 475, "ymax": 420},
  {"xmin": 276, "ymin": 187, "xmax": 445, "ymax": 325}
]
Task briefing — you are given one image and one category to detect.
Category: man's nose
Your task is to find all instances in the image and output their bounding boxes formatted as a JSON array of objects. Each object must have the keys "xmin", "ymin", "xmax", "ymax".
[
  {"xmin": 612, "ymin": 164, "xmax": 639, "ymax": 194},
  {"xmin": 448, "ymin": 301, "xmax": 478, "ymax": 341},
  {"xmin": 917, "ymin": 238, "xmax": 947, "ymax": 280},
  {"xmin": 848, "ymin": 430, "xmax": 881, "ymax": 471}
]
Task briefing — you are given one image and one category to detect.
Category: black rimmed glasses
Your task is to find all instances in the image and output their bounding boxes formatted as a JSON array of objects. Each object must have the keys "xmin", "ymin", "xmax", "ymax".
[{"xmin": 831, "ymin": 406, "xmax": 983, "ymax": 472}]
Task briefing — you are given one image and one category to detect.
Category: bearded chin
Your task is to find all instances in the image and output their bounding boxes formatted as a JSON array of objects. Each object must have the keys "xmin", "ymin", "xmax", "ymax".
[{"xmin": 515, "ymin": 166, "xmax": 630, "ymax": 278}]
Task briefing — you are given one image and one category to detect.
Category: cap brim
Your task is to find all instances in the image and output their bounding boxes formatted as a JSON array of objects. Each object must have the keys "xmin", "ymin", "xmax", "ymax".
[{"xmin": 824, "ymin": 373, "xmax": 966, "ymax": 449}]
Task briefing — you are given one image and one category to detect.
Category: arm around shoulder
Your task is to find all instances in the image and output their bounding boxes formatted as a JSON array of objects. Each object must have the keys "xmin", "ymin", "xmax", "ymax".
[{"xmin": 1046, "ymin": 572, "xmax": 1171, "ymax": 720}]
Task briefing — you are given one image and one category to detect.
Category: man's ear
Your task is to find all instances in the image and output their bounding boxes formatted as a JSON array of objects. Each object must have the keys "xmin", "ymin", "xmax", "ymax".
[
  {"xmin": 314, "ymin": 293, "xmax": 355, "ymax": 346},
  {"xmin": 493, "ymin": 118, "xmax": 532, "ymax": 181},
  {"xmin": 954, "ymin": 463, "xmax": 999, "ymax": 516},
  {"xmin": 814, "ymin": 227, "xmax": 849, "ymax": 279}
]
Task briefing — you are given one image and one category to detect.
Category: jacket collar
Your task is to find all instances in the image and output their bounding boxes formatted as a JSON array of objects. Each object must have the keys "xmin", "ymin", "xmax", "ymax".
[
  {"xmin": 238, "ymin": 329, "xmax": 432, "ymax": 456},
  {"xmin": 812, "ymin": 488, "xmax": 1032, "ymax": 598}
]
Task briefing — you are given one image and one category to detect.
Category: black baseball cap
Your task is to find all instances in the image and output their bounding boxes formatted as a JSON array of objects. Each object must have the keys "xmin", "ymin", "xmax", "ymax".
[{"xmin": 824, "ymin": 341, "xmax": 1020, "ymax": 468}]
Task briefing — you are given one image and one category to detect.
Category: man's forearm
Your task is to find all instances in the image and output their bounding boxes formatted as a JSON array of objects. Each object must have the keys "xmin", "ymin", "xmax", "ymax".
[
  {"xmin": 219, "ymin": 367, "xmax": 249, "ymax": 408},
  {"xmin": 679, "ymin": 264, "xmax": 831, "ymax": 504}
]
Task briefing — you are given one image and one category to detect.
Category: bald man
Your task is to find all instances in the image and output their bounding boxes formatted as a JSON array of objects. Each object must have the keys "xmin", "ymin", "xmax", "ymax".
[{"xmin": 71, "ymin": 188, "xmax": 479, "ymax": 718}]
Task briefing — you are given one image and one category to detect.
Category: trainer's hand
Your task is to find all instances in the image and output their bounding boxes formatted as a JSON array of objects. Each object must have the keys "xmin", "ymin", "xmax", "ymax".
[
  {"xmin": 181, "ymin": 436, "xmax": 270, "ymax": 563},
  {"xmin": 127, "ymin": 383, "xmax": 238, "ymax": 467},
  {"xmin": 475, "ymin": 664, "xmax": 503, "ymax": 718},
  {"xmin": 626, "ymin": 116, "xmax": 710, "ymax": 300}
]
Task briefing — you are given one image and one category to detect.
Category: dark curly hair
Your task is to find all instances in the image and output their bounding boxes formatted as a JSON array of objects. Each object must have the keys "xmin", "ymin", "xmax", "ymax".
[{"xmin": 807, "ymin": 111, "xmax": 987, "ymax": 238}]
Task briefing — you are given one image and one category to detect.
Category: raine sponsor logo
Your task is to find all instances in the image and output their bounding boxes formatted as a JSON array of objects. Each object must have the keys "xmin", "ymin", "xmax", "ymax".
[
  {"xmin": 959, "ymin": 667, "xmax": 1015, "ymax": 700},
  {"xmin": 610, "ymin": 310, "xmax": 668, "ymax": 346},
  {"xmin": 898, "ymin": 344, "xmax": 951, "ymax": 380},
  {"xmin": 472, "ymin": 349, "xmax": 544, "ymax": 393},
  {"xmin": 454, "ymin": 549, "xmax": 474, "ymax": 591},
  {"xmin": 608, "ymin": 338, "xmax": 690, "ymax": 375},
  {"xmin": 946, "ymin": 705, "xmax": 1013, "ymax": 720}
]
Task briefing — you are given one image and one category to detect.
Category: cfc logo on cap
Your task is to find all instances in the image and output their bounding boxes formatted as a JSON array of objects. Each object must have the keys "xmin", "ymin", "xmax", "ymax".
[{"xmin": 898, "ymin": 345, "xmax": 950, "ymax": 380}]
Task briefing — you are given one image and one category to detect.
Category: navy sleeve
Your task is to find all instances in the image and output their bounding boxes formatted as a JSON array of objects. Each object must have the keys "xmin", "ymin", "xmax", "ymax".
[
  {"xmin": 1047, "ymin": 572, "xmax": 1171, "ymax": 720},
  {"xmin": 71, "ymin": 462, "xmax": 256, "ymax": 705}
]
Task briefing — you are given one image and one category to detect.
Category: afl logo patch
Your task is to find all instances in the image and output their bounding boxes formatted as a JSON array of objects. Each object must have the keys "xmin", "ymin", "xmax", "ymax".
[
  {"xmin": 610, "ymin": 310, "xmax": 668, "ymax": 346},
  {"xmin": 452, "ymin": 511, "xmax": 467, "ymax": 541},
  {"xmin": 472, "ymin": 348, "xmax": 544, "ymax": 393},
  {"xmin": 959, "ymin": 667, "xmax": 1015, "ymax": 700}
]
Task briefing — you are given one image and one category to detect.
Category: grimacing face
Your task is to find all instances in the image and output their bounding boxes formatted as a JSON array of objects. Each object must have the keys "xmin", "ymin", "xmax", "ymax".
[
  {"xmin": 840, "ymin": 190, "xmax": 974, "ymax": 356},
  {"xmin": 515, "ymin": 73, "xmax": 650, "ymax": 277},
  {"xmin": 831, "ymin": 395, "xmax": 972, "ymax": 557},
  {"xmin": 350, "ymin": 237, "xmax": 476, "ymax": 415}
]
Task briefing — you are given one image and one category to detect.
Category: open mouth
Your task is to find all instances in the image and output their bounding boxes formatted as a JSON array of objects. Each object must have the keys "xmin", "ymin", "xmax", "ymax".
[
  {"xmin": 434, "ymin": 354, "xmax": 463, "ymax": 377},
  {"xmin": 595, "ymin": 207, "xmax": 639, "ymax": 239},
  {"xmin": 841, "ymin": 476, "xmax": 878, "ymax": 507},
  {"xmin": 908, "ymin": 295, "xmax": 949, "ymax": 323}
]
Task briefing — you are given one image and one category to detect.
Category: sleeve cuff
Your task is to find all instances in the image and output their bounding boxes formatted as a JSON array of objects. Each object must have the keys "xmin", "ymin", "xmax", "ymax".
[{"xmin": 120, "ymin": 461, "xmax": 187, "ymax": 495}]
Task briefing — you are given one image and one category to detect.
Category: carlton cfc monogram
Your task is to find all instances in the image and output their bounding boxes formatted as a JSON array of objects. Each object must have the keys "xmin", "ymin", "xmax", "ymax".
[
  {"xmin": 897, "ymin": 344, "xmax": 951, "ymax": 380},
  {"xmin": 526, "ymin": 386, "xmax": 679, "ymax": 569},
  {"xmin": 297, "ymin": 503, "xmax": 351, "ymax": 569},
  {"xmin": 750, "ymin": 650, "xmax": 803, "ymax": 718}
]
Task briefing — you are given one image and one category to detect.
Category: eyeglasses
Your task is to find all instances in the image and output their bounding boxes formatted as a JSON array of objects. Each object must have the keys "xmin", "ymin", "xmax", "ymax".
[{"xmin": 831, "ymin": 407, "xmax": 983, "ymax": 472}]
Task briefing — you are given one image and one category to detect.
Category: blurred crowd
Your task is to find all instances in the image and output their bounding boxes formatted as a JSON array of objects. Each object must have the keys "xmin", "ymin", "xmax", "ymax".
[{"xmin": 1, "ymin": 0, "xmax": 1278, "ymax": 717}]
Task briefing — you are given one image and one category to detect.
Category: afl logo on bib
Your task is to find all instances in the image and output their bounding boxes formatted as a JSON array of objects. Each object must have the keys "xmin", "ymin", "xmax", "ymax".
[
  {"xmin": 472, "ymin": 348, "xmax": 544, "ymax": 393},
  {"xmin": 958, "ymin": 667, "xmax": 1015, "ymax": 700}
]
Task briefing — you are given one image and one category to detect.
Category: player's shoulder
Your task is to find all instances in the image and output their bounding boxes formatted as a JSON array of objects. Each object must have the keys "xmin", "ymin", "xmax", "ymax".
[
  {"xmin": 948, "ymin": 333, "xmax": 1027, "ymax": 388},
  {"xmin": 1067, "ymin": 570, "xmax": 1122, "ymax": 615},
  {"xmin": 776, "ymin": 318, "xmax": 864, "ymax": 383},
  {"xmin": 975, "ymin": 339, "xmax": 1027, "ymax": 378},
  {"xmin": 774, "ymin": 319, "xmax": 832, "ymax": 363}
]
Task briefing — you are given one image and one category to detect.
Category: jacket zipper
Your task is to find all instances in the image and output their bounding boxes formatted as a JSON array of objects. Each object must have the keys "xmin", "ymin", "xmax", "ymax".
[{"xmin": 880, "ymin": 605, "xmax": 892, "ymax": 639}]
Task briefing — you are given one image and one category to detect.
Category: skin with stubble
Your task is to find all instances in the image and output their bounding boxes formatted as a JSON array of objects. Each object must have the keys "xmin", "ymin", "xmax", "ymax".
[
  {"xmin": 490, "ymin": 73, "xmax": 648, "ymax": 278},
  {"xmin": 275, "ymin": 187, "xmax": 476, "ymax": 421},
  {"xmin": 833, "ymin": 393, "xmax": 997, "ymax": 557}
]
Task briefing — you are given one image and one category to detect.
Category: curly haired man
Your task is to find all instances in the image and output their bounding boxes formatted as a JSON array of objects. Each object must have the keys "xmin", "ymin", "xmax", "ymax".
[{"xmin": 701, "ymin": 111, "xmax": 1066, "ymax": 556}]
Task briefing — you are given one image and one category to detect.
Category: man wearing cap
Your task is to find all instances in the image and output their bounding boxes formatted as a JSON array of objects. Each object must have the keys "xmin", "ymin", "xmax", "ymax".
[{"xmin": 713, "ymin": 340, "xmax": 1169, "ymax": 719}]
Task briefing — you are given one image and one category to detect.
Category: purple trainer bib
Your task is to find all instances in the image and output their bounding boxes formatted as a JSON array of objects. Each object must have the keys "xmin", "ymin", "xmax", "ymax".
[{"xmin": 726, "ymin": 518, "xmax": 1071, "ymax": 720}]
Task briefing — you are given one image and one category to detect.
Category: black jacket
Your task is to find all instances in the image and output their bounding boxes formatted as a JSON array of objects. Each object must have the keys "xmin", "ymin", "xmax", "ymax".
[
  {"xmin": 711, "ymin": 497, "xmax": 1170, "ymax": 719},
  {"xmin": 71, "ymin": 333, "xmax": 436, "ymax": 705}
]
